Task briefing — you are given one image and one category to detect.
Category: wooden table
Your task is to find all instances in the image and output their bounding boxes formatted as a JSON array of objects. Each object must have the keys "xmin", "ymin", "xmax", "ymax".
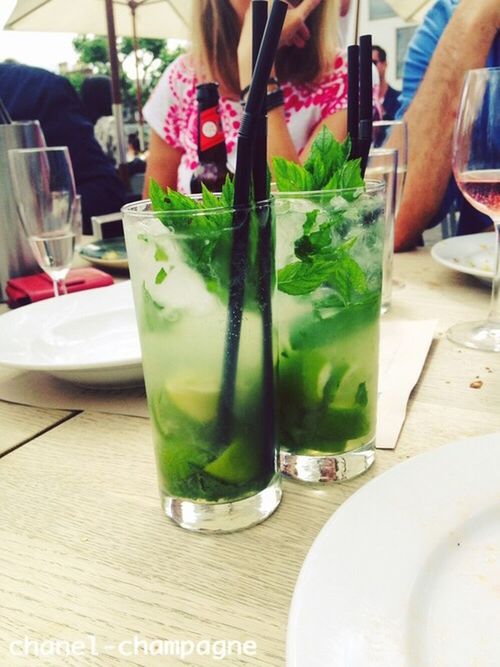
[{"xmin": 1, "ymin": 247, "xmax": 499, "ymax": 666}]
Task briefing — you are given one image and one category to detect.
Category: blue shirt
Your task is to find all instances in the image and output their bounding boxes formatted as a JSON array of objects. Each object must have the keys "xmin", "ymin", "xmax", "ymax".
[{"xmin": 397, "ymin": 0, "xmax": 500, "ymax": 234}]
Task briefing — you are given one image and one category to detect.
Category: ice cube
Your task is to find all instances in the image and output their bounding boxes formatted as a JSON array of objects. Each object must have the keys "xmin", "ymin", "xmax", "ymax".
[{"xmin": 289, "ymin": 198, "xmax": 319, "ymax": 214}]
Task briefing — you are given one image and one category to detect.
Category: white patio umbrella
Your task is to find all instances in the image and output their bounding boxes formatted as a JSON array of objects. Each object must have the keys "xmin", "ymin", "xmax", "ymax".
[
  {"xmin": 4, "ymin": 0, "xmax": 191, "ymax": 40},
  {"xmin": 4, "ymin": 0, "xmax": 192, "ymax": 180},
  {"xmin": 384, "ymin": 0, "xmax": 434, "ymax": 22}
]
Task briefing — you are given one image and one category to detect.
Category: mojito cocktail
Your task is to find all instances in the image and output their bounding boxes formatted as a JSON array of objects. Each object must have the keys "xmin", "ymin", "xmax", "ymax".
[
  {"xmin": 275, "ymin": 182, "xmax": 385, "ymax": 482},
  {"xmin": 123, "ymin": 195, "xmax": 281, "ymax": 532}
]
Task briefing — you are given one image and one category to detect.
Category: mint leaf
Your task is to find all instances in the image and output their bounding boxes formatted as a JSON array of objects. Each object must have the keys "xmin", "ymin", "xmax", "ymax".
[
  {"xmin": 355, "ymin": 382, "xmax": 368, "ymax": 407},
  {"xmin": 295, "ymin": 223, "xmax": 332, "ymax": 261},
  {"xmin": 142, "ymin": 283, "xmax": 168, "ymax": 331},
  {"xmin": 313, "ymin": 292, "xmax": 346, "ymax": 310},
  {"xmin": 324, "ymin": 159, "xmax": 364, "ymax": 193},
  {"xmin": 154, "ymin": 245, "xmax": 168, "ymax": 261},
  {"xmin": 341, "ymin": 159, "xmax": 364, "ymax": 189},
  {"xmin": 273, "ymin": 157, "xmax": 314, "ymax": 192},
  {"xmin": 304, "ymin": 127, "xmax": 352, "ymax": 190},
  {"xmin": 322, "ymin": 363, "xmax": 349, "ymax": 405},
  {"xmin": 149, "ymin": 178, "xmax": 168, "ymax": 211},
  {"xmin": 163, "ymin": 188, "xmax": 199, "ymax": 213},
  {"xmin": 155, "ymin": 267, "xmax": 168, "ymax": 284},
  {"xmin": 273, "ymin": 126, "xmax": 361, "ymax": 194},
  {"xmin": 220, "ymin": 175, "xmax": 235, "ymax": 208},
  {"xmin": 326, "ymin": 252, "xmax": 368, "ymax": 304},
  {"xmin": 303, "ymin": 209, "xmax": 318, "ymax": 236},
  {"xmin": 201, "ymin": 183, "xmax": 221, "ymax": 210},
  {"xmin": 278, "ymin": 258, "xmax": 335, "ymax": 296},
  {"xmin": 289, "ymin": 294, "xmax": 380, "ymax": 350}
]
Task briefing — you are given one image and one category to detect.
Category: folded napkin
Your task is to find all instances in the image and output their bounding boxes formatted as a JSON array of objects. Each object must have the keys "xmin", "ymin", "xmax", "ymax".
[
  {"xmin": 6, "ymin": 268, "xmax": 114, "ymax": 308},
  {"xmin": 377, "ymin": 318, "xmax": 437, "ymax": 449}
]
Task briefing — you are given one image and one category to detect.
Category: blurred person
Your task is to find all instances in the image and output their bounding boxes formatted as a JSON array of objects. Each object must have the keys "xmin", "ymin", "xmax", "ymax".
[
  {"xmin": 395, "ymin": 0, "xmax": 500, "ymax": 251},
  {"xmin": 80, "ymin": 75, "xmax": 121, "ymax": 167},
  {"xmin": 143, "ymin": 0, "xmax": 349, "ymax": 195},
  {"xmin": 0, "ymin": 62, "xmax": 128, "ymax": 234},
  {"xmin": 372, "ymin": 45, "xmax": 401, "ymax": 120},
  {"xmin": 127, "ymin": 132, "xmax": 146, "ymax": 176}
]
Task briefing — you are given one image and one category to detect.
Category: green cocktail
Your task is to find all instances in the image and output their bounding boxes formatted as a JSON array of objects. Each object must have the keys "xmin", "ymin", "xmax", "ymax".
[
  {"xmin": 273, "ymin": 129, "xmax": 385, "ymax": 482},
  {"xmin": 122, "ymin": 190, "xmax": 281, "ymax": 532}
]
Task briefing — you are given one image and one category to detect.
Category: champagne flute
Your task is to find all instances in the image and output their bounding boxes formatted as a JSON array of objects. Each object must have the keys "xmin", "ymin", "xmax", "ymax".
[
  {"xmin": 447, "ymin": 67, "xmax": 500, "ymax": 351},
  {"xmin": 8, "ymin": 146, "xmax": 77, "ymax": 297}
]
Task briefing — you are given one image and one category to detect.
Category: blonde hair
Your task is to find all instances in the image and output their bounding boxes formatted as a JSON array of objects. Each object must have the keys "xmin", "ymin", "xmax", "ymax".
[{"xmin": 190, "ymin": 0, "xmax": 340, "ymax": 96}]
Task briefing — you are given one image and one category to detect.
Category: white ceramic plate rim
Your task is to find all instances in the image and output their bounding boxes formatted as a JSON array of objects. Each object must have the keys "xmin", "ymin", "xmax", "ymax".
[
  {"xmin": 430, "ymin": 232, "xmax": 494, "ymax": 281},
  {"xmin": 0, "ymin": 281, "xmax": 141, "ymax": 372},
  {"xmin": 287, "ymin": 431, "xmax": 500, "ymax": 667}
]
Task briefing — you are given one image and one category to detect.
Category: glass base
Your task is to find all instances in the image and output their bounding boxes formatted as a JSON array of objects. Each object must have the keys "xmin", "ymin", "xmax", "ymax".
[
  {"xmin": 162, "ymin": 475, "xmax": 282, "ymax": 533},
  {"xmin": 446, "ymin": 320, "xmax": 500, "ymax": 352},
  {"xmin": 280, "ymin": 440, "xmax": 375, "ymax": 483}
]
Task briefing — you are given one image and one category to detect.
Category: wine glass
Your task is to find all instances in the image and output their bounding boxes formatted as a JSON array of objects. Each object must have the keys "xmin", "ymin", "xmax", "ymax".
[
  {"xmin": 8, "ymin": 146, "xmax": 77, "ymax": 297},
  {"xmin": 447, "ymin": 67, "xmax": 500, "ymax": 351}
]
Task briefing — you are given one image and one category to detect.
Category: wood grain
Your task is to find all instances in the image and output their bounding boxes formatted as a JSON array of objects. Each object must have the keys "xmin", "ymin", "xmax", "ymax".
[{"xmin": 0, "ymin": 247, "xmax": 499, "ymax": 666}]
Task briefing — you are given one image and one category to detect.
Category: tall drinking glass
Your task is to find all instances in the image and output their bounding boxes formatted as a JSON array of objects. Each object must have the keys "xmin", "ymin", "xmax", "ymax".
[
  {"xmin": 122, "ymin": 198, "xmax": 281, "ymax": 532},
  {"xmin": 372, "ymin": 119, "xmax": 408, "ymax": 215},
  {"xmin": 366, "ymin": 148, "xmax": 397, "ymax": 313},
  {"xmin": 275, "ymin": 181, "xmax": 385, "ymax": 483},
  {"xmin": 8, "ymin": 146, "xmax": 77, "ymax": 297},
  {"xmin": 447, "ymin": 67, "xmax": 500, "ymax": 351},
  {"xmin": 372, "ymin": 119, "xmax": 408, "ymax": 310}
]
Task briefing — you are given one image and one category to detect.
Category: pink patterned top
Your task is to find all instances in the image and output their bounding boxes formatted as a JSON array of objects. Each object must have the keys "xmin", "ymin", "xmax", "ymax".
[{"xmin": 143, "ymin": 54, "xmax": 348, "ymax": 193}]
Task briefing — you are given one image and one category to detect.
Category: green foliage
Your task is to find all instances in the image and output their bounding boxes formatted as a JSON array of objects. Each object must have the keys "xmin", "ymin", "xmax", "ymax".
[
  {"xmin": 64, "ymin": 70, "xmax": 87, "ymax": 95},
  {"xmin": 73, "ymin": 35, "xmax": 109, "ymax": 72},
  {"xmin": 273, "ymin": 157, "xmax": 314, "ymax": 192},
  {"xmin": 274, "ymin": 126, "xmax": 371, "ymax": 306},
  {"xmin": 273, "ymin": 125, "xmax": 362, "ymax": 193},
  {"xmin": 67, "ymin": 35, "xmax": 186, "ymax": 123},
  {"xmin": 145, "ymin": 177, "xmax": 242, "ymax": 303}
]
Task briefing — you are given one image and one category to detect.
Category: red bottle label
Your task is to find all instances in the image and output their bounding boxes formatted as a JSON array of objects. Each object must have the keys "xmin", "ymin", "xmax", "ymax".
[{"xmin": 199, "ymin": 106, "xmax": 225, "ymax": 152}]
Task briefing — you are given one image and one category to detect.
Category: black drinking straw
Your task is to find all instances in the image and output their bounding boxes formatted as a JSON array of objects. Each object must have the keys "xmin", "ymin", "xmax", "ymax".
[
  {"xmin": 215, "ymin": 0, "xmax": 288, "ymax": 446},
  {"xmin": 358, "ymin": 34, "xmax": 373, "ymax": 176},
  {"xmin": 252, "ymin": 0, "xmax": 276, "ymax": 463},
  {"xmin": 0, "ymin": 96, "xmax": 12, "ymax": 125},
  {"xmin": 347, "ymin": 45, "xmax": 360, "ymax": 161}
]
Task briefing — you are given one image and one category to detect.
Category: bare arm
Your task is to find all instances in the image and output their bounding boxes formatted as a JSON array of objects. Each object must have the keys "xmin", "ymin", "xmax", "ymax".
[
  {"xmin": 142, "ymin": 129, "xmax": 182, "ymax": 197},
  {"xmin": 237, "ymin": 0, "xmax": 347, "ymax": 169},
  {"xmin": 395, "ymin": 0, "xmax": 500, "ymax": 251},
  {"xmin": 265, "ymin": 105, "xmax": 347, "ymax": 166}
]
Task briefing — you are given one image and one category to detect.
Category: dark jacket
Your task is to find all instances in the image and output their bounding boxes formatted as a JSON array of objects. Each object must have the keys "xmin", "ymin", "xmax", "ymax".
[
  {"xmin": 382, "ymin": 85, "xmax": 401, "ymax": 121},
  {"xmin": 0, "ymin": 63, "xmax": 128, "ymax": 233}
]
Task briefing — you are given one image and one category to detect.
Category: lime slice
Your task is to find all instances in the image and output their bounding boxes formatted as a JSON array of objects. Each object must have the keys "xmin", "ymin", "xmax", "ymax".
[
  {"xmin": 332, "ymin": 365, "xmax": 369, "ymax": 407},
  {"xmin": 280, "ymin": 349, "xmax": 331, "ymax": 407},
  {"xmin": 204, "ymin": 439, "xmax": 260, "ymax": 484},
  {"xmin": 165, "ymin": 373, "xmax": 219, "ymax": 422}
]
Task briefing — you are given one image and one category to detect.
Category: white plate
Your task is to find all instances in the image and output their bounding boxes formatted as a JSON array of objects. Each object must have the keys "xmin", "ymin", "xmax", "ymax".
[
  {"xmin": 0, "ymin": 282, "xmax": 142, "ymax": 387},
  {"xmin": 431, "ymin": 232, "xmax": 495, "ymax": 283},
  {"xmin": 287, "ymin": 432, "xmax": 500, "ymax": 667}
]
